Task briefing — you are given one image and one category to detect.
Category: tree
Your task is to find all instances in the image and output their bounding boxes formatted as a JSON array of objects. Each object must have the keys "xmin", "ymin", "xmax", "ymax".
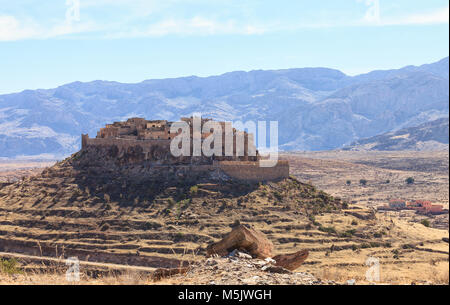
[
  {"xmin": 346, "ymin": 180, "xmax": 351, "ymax": 186},
  {"xmin": 359, "ymin": 179, "xmax": 367, "ymax": 186},
  {"xmin": 406, "ymin": 177, "xmax": 415, "ymax": 185}
]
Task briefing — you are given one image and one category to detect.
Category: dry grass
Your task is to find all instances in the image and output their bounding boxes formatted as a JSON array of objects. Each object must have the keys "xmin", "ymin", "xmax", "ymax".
[{"xmin": 0, "ymin": 271, "xmax": 153, "ymax": 285}]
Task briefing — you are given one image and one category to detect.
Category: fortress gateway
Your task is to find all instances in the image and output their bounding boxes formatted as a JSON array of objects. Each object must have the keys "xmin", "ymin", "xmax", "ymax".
[{"xmin": 81, "ymin": 117, "xmax": 289, "ymax": 182}]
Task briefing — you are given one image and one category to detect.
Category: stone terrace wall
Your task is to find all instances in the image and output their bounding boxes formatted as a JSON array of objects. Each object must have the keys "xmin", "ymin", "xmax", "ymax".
[{"xmin": 217, "ymin": 161, "xmax": 289, "ymax": 182}]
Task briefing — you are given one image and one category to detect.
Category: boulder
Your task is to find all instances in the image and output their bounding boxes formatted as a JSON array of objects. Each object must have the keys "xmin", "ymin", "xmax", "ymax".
[
  {"xmin": 272, "ymin": 249, "xmax": 309, "ymax": 271},
  {"xmin": 206, "ymin": 225, "xmax": 274, "ymax": 258}
]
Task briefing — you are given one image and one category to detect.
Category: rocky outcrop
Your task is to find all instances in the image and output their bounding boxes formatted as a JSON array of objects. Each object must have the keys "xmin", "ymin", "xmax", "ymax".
[
  {"xmin": 206, "ymin": 225, "xmax": 309, "ymax": 271},
  {"xmin": 152, "ymin": 253, "xmax": 332, "ymax": 285},
  {"xmin": 206, "ymin": 225, "xmax": 274, "ymax": 259},
  {"xmin": 273, "ymin": 250, "xmax": 309, "ymax": 271}
]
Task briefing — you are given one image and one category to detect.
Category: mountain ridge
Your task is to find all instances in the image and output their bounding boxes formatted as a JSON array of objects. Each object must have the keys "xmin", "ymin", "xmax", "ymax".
[
  {"xmin": 0, "ymin": 57, "xmax": 448, "ymax": 158},
  {"xmin": 343, "ymin": 117, "xmax": 449, "ymax": 151}
]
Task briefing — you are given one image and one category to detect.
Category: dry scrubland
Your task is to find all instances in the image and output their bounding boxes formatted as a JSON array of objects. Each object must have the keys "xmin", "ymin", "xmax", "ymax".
[
  {"xmin": 0, "ymin": 161, "xmax": 55, "ymax": 183},
  {"xmin": 0, "ymin": 151, "xmax": 449, "ymax": 285},
  {"xmin": 284, "ymin": 151, "xmax": 449, "ymax": 208}
]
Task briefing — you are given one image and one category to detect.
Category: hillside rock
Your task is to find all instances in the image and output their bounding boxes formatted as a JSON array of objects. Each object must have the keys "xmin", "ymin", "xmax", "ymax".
[
  {"xmin": 273, "ymin": 249, "xmax": 309, "ymax": 271},
  {"xmin": 206, "ymin": 225, "xmax": 274, "ymax": 258}
]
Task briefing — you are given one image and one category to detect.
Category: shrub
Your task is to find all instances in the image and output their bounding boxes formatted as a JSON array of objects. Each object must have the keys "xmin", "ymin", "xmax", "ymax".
[
  {"xmin": 0, "ymin": 258, "xmax": 22, "ymax": 275},
  {"xmin": 351, "ymin": 220, "xmax": 358, "ymax": 226},
  {"xmin": 309, "ymin": 215, "xmax": 321, "ymax": 226},
  {"xmin": 273, "ymin": 191, "xmax": 283, "ymax": 201},
  {"xmin": 319, "ymin": 226, "xmax": 337, "ymax": 234},
  {"xmin": 385, "ymin": 180, "xmax": 390, "ymax": 184},
  {"xmin": 421, "ymin": 219, "xmax": 431, "ymax": 227},
  {"xmin": 346, "ymin": 180, "xmax": 351, "ymax": 186},
  {"xmin": 189, "ymin": 185, "xmax": 199, "ymax": 195},
  {"xmin": 359, "ymin": 179, "xmax": 367, "ymax": 186},
  {"xmin": 406, "ymin": 177, "xmax": 415, "ymax": 185},
  {"xmin": 100, "ymin": 223, "xmax": 110, "ymax": 231},
  {"xmin": 339, "ymin": 229, "xmax": 356, "ymax": 238}
]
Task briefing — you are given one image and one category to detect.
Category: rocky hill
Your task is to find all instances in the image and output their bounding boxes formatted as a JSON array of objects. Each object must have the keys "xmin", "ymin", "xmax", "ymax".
[
  {"xmin": 0, "ymin": 148, "xmax": 347, "ymax": 270},
  {"xmin": 0, "ymin": 57, "xmax": 448, "ymax": 157},
  {"xmin": 344, "ymin": 118, "xmax": 449, "ymax": 151},
  {"xmin": 1, "ymin": 148, "xmax": 448, "ymax": 284}
]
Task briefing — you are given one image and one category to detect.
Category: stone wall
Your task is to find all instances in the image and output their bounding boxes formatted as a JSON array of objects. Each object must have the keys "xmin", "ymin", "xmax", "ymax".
[
  {"xmin": 217, "ymin": 161, "xmax": 289, "ymax": 182},
  {"xmin": 81, "ymin": 136, "xmax": 289, "ymax": 182},
  {"xmin": 84, "ymin": 137, "xmax": 171, "ymax": 150}
]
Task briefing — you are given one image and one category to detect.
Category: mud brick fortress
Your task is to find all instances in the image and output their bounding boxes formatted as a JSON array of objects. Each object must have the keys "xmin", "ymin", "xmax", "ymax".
[{"xmin": 81, "ymin": 117, "xmax": 289, "ymax": 182}]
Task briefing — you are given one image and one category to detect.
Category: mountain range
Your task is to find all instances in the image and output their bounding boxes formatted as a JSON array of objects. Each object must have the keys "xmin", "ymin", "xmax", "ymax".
[
  {"xmin": 0, "ymin": 57, "xmax": 448, "ymax": 158},
  {"xmin": 343, "ymin": 117, "xmax": 449, "ymax": 151}
]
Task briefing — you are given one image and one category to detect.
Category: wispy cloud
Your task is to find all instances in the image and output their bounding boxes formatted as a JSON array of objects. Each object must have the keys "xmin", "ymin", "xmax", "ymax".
[
  {"xmin": 107, "ymin": 16, "xmax": 268, "ymax": 38},
  {"xmin": 1, "ymin": 1, "xmax": 448, "ymax": 41},
  {"xmin": 359, "ymin": 2, "xmax": 449, "ymax": 26},
  {"xmin": 0, "ymin": 15, "xmax": 39, "ymax": 41},
  {"xmin": 388, "ymin": 6, "xmax": 449, "ymax": 26},
  {"xmin": 0, "ymin": 14, "xmax": 99, "ymax": 41}
]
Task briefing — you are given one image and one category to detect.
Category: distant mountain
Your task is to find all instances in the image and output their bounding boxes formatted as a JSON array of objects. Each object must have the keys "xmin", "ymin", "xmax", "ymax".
[
  {"xmin": 0, "ymin": 57, "xmax": 448, "ymax": 158},
  {"xmin": 343, "ymin": 118, "xmax": 449, "ymax": 151}
]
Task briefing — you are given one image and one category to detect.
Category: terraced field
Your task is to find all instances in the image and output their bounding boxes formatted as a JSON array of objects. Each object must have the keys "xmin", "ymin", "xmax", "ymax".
[{"xmin": 0, "ymin": 152, "xmax": 448, "ymax": 284}]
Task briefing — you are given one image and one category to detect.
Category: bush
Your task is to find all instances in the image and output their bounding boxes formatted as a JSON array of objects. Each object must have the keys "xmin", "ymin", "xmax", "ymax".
[
  {"xmin": 359, "ymin": 179, "xmax": 367, "ymax": 186},
  {"xmin": 351, "ymin": 220, "xmax": 358, "ymax": 226},
  {"xmin": 421, "ymin": 219, "xmax": 431, "ymax": 227},
  {"xmin": 0, "ymin": 258, "xmax": 22, "ymax": 275},
  {"xmin": 406, "ymin": 177, "xmax": 415, "ymax": 185},
  {"xmin": 372, "ymin": 231, "xmax": 386, "ymax": 238},
  {"xmin": 319, "ymin": 226, "xmax": 337, "ymax": 234},
  {"xmin": 339, "ymin": 229, "xmax": 356, "ymax": 238},
  {"xmin": 100, "ymin": 223, "xmax": 110, "ymax": 231},
  {"xmin": 273, "ymin": 191, "xmax": 283, "ymax": 201},
  {"xmin": 309, "ymin": 215, "xmax": 321, "ymax": 226},
  {"xmin": 189, "ymin": 185, "xmax": 199, "ymax": 195},
  {"xmin": 346, "ymin": 180, "xmax": 351, "ymax": 186},
  {"xmin": 385, "ymin": 180, "xmax": 390, "ymax": 184}
]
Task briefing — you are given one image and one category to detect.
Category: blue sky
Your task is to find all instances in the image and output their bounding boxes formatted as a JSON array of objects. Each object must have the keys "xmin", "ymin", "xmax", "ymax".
[{"xmin": 0, "ymin": 0, "xmax": 448, "ymax": 94}]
